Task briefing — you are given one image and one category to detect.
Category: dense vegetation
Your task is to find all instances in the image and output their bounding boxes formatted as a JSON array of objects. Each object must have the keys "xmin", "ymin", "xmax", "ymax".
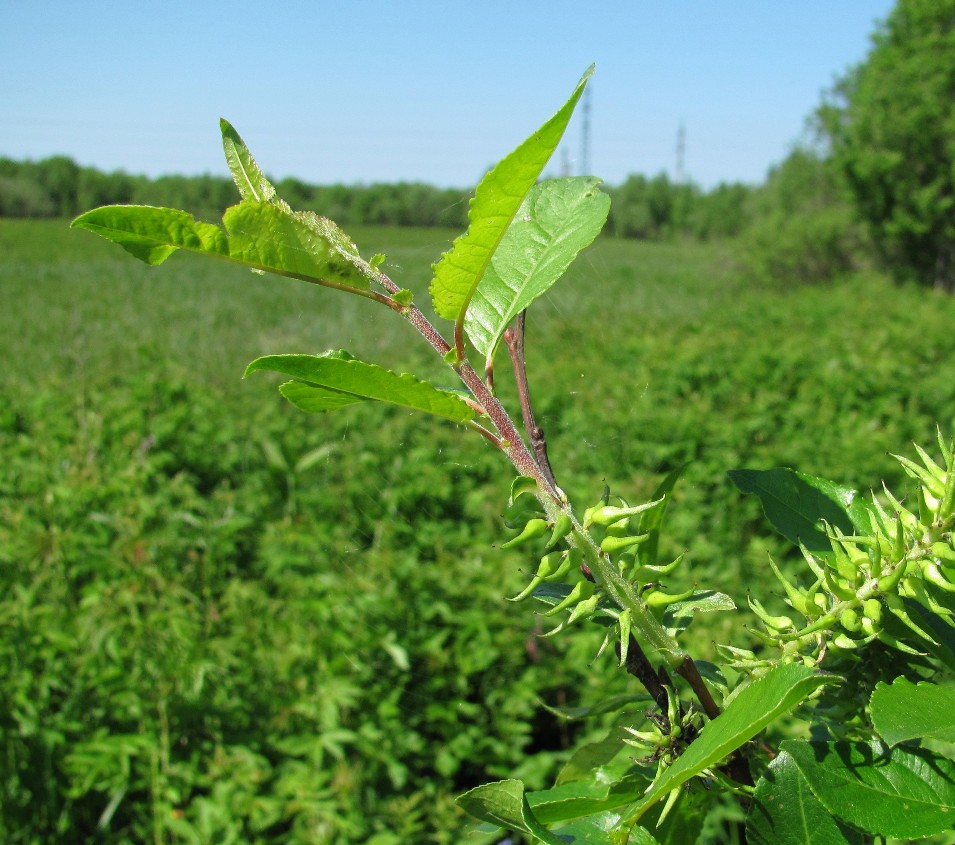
[
  {"xmin": 3, "ymin": 217, "xmax": 954, "ymax": 843},
  {"xmin": 819, "ymin": 0, "xmax": 955, "ymax": 289},
  {"xmin": 4, "ymin": 1, "xmax": 955, "ymax": 840}
]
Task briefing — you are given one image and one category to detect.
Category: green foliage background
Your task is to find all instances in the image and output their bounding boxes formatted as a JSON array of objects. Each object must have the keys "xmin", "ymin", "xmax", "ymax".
[{"xmin": 2, "ymin": 218, "xmax": 955, "ymax": 842}]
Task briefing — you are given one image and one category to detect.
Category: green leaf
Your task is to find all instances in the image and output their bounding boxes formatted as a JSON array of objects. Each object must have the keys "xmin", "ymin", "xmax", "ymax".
[
  {"xmin": 457, "ymin": 779, "xmax": 567, "ymax": 845},
  {"xmin": 528, "ymin": 772, "xmax": 652, "ymax": 825},
  {"xmin": 783, "ymin": 739, "xmax": 955, "ymax": 839},
  {"xmin": 556, "ymin": 723, "xmax": 646, "ymax": 786},
  {"xmin": 430, "ymin": 66, "xmax": 593, "ymax": 326},
  {"xmin": 71, "ymin": 201, "xmax": 375, "ymax": 292},
  {"xmin": 618, "ymin": 664, "xmax": 835, "ymax": 828},
  {"xmin": 464, "ymin": 176, "xmax": 609, "ymax": 367},
  {"xmin": 728, "ymin": 468, "xmax": 871, "ymax": 552},
  {"xmin": 747, "ymin": 750, "xmax": 863, "ymax": 845},
  {"xmin": 870, "ymin": 676, "xmax": 955, "ymax": 746},
  {"xmin": 662, "ymin": 591, "xmax": 736, "ymax": 635},
  {"xmin": 556, "ymin": 814, "xmax": 658, "ymax": 845},
  {"xmin": 220, "ymin": 118, "xmax": 277, "ymax": 203},
  {"xmin": 244, "ymin": 351, "xmax": 476, "ymax": 424}
]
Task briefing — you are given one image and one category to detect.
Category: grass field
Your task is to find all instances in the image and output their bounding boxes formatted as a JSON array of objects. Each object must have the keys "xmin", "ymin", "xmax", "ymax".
[{"xmin": 3, "ymin": 217, "xmax": 955, "ymax": 843}]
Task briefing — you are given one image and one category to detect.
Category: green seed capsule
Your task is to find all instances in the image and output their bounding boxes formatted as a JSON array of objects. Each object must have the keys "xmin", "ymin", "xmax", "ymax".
[
  {"xmin": 877, "ymin": 563, "xmax": 908, "ymax": 593},
  {"xmin": 584, "ymin": 498, "xmax": 663, "ymax": 529},
  {"xmin": 923, "ymin": 562, "xmax": 955, "ymax": 593},
  {"xmin": 644, "ymin": 587, "xmax": 695, "ymax": 610},
  {"xmin": 823, "ymin": 569, "xmax": 857, "ymax": 601},
  {"xmin": 832, "ymin": 632, "xmax": 860, "ymax": 651},
  {"xmin": 545, "ymin": 513, "xmax": 573, "ymax": 549},
  {"xmin": 601, "ymin": 533, "xmax": 650, "ymax": 556},
  {"xmin": 750, "ymin": 601, "xmax": 795, "ymax": 633},
  {"xmin": 932, "ymin": 542, "xmax": 955, "ymax": 563},
  {"xmin": 840, "ymin": 608, "xmax": 861, "ymax": 632},
  {"xmin": 633, "ymin": 554, "xmax": 685, "ymax": 580},
  {"xmin": 564, "ymin": 593, "xmax": 600, "ymax": 625},
  {"xmin": 501, "ymin": 518, "xmax": 549, "ymax": 549},
  {"xmin": 862, "ymin": 598, "xmax": 883, "ymax": 624},
  {"xmin": 543, "ymin": 580, "xmax": 596, "ymax": 616}
]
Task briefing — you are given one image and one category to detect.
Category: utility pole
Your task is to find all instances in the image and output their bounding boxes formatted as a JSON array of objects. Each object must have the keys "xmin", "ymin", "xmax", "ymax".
[
  {"xmin": 580, "ymin": 85, "xmax": 591, "ymax": 176},
  {"xmin": 675, "ymin": 122, "xmax": 686, "ymax": 184}
]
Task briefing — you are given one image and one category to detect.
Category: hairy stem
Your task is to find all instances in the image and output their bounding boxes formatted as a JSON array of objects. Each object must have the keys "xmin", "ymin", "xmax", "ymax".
[{"xmin": 372, "ymin": 269, "xmax": 555, "ymax": 491}]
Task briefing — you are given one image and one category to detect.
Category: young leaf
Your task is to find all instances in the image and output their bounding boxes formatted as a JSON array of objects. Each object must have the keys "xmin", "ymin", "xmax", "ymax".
[
  {"xmin": 661, "ymin": 591, "xmax": 736, "ymax": 635},
  {"xmin": 430, "ymin": 66, "xmax": 593, "ymax": 328},
  {"xmin": 637, "ymin": 464, "xmax": 688, "ymax": 570},
  {"xmin": 617, "ymin": 664, "xmax": 835, "ymax": 828},
  {"xmin": 244, "ymin": 351, "xmax": 476, "ymax": 424},
  {"xmin": 728, "ymin": 468, "xmax": 871, "ymax": 552},
  {"xmin": 747, "ymin": 750, "xmax": 863, "ymax": 845},
  {"xmin": 456, "ymin": 779, "xmax": 567, "ymax": 845},
  {"xmin": 782, "ymin": 739, "xmax": 955, "ymax": 839},
  {"xmin": 528, "ymin": 772, "xmax": 652, "ymax": 825},
  {"xmin": 870, "ymin": 676, "xmax": 955, "ymax": 746},
  {"xmin": 72, "ymin": 201, "xmax": 376, "ymax": 292},
  {"xmin": 220, "ymin": 118, "xmax": 277, "ymax": 203},
  {"xmin": 464, "ymin": 176, "xmax": 610, "ymax": 367},
  {"xmin": 555, "ymin": 815, "xmax": 658, "ymax": 845}
]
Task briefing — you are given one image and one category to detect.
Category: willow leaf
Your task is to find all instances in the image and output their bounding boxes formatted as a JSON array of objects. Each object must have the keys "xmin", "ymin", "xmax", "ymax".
[
  {"xmin": 430, "ymin": 65, "xmax": 593, "ymax": 327},
  {"xmin": 220, "ymin": 118, "xmax": 277, "ymax": 203},
  {"xmin": 244, "ymin": 351, "xmax": 476, "ymax": 424},
  {"xmin": 71, "ymin": 201, "xmax": 375, "ymax": 291},
  {"xmin": 465, "ymin": 176, "xmax": 609, "ymax": 368},
  {"xmin": 870, "ymin": 677, "xmax": 955, "ymax": 746},
  {"xmin": 457, "ymin": 779, "xmax": 567, "ymax": 845}
]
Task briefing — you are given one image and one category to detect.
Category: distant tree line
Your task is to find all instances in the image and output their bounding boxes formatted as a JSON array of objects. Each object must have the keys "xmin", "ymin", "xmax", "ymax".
[
  {"xmin": 6, "ymin": 0, "xmax": 953, "ymax": 292},
  {"xmin": 0, "ymin": 153, "xmax": 757, "ymax": 241}
]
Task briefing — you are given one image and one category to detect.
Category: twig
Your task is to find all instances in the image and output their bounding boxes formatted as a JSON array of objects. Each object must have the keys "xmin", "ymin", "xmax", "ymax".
[
  {"xmin": 504, "ymin": 311, "xmax": 558, "ymax": 490},
  {"xmin": 618, "ymin": 633, "xmax": 671, "ymax": 718}
]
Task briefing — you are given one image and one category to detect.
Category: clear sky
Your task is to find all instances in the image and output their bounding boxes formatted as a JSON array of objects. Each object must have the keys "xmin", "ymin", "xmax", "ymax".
[{"xmin": 1, "ymin": 1, "xmax": 895, "ymax": 190}]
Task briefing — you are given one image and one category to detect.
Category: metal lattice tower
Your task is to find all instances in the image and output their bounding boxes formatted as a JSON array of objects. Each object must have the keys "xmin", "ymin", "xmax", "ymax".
[
  {"xmin": 580, "ymin": 85, "xmax": 591, "ymax": 176},
  {"xmin": 676, "ymin": 122, "xmax": 686, "ymax": 183}
]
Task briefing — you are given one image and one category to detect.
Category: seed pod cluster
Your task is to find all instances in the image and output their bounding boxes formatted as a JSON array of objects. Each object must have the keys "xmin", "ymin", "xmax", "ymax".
[
  {"xmin": 733, "ymin": 432, "xmax": 955, "ymax": 670},
  {"xmin": 503, "ymin": 478, "xmax": 690, "ymax": 660},
  {"xmin": 623, "ymin": 685, "xmax": 703, "ymax": 777}
]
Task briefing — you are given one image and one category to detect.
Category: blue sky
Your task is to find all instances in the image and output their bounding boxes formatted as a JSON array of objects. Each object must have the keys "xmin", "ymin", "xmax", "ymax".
[{"xmin": 2, "ymin": 1, "xmax": 895, "ymax": 190}]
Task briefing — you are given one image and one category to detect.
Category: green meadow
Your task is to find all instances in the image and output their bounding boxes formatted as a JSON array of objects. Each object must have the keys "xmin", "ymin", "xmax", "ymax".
[{"xmin": 3, "ymin": 217, "xmax": 955, "ymax": 842}]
